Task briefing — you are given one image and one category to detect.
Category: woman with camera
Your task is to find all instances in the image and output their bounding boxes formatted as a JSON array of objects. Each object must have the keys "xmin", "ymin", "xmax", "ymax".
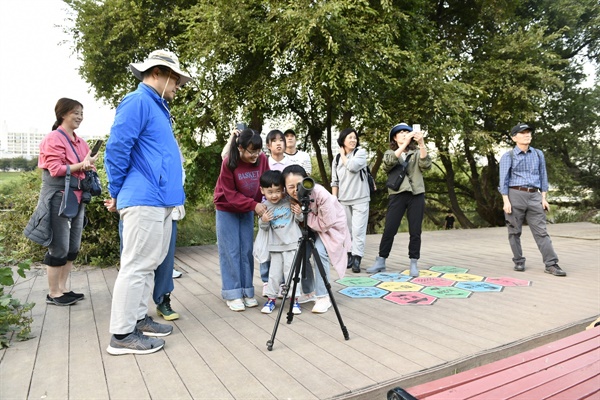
[
  {"xmin": 331, "ymin": 128, "xmax": 370, "ymax": 273},
  {"xmin": 25, "ymin": 98, "xmax": 98, "ymax": 306},
  {"xmin": 366, "ymin": 123, "xmax": 431, "ymax": 276},
  {"xmin": 214, "ymin": 129, "xmax": 269, "ymax": 312},
  {"xmin": 282, "ymin": 165, "xmax": 351, "ymax": 313}
]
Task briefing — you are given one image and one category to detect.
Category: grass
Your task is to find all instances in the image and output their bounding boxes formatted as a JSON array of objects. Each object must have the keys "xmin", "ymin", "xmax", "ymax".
[{"xmin": 0, "ymin": 172, "xmax": 23, "ymax": 188}]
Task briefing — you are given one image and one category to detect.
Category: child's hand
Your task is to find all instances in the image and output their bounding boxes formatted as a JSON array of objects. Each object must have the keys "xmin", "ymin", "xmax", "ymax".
[
  {"xmin": 290, "ymin": 203, "xmax": 302, "ymax": 215},
  {"xmin": 261, "ymin": 210, "xmax": 273, "ymax": 222}
]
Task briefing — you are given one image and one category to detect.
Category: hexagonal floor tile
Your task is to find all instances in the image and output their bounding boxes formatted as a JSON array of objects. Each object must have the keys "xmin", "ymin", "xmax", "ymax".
[
  {"xmin": 336, "ymin": 277, "xmax": 380, "ymax": 287},
  {"xmin": 455, "ymin": 281, "xmax": 504, "ymax": 292},
  {"xmin": 442, "ymin": 273, "xmax": 485, "ymax": 282},
  {"xmin": 370, "ymin": 272, "xmax": 412, "ymax": 282},
  {"xmin": 411, "ymin": 276, "xmax": 455, "ymax": 287},
  {"xmin": 422, "ymin": 286, "xmax": 472, "ymax": 298},
  {"xmin": 401, "ymin": 269, "xmax": 442, "ymax": 277},
  {"xmin": 339, "ymin": 286, "xmax": 389, "ymax": 298},
  {"xmin": 383, "ymin": 292, "xmax": 437, "ymax": 305},
  {"xmin": 429, "ymin": 266, "xmax": 470, "ymax": 274},
  {"xmin": 377, "ymin": 281, "xmax": 424, "ymax": 292}
]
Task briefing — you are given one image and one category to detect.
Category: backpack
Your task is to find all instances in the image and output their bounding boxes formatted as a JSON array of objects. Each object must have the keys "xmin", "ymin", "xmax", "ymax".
[{"xmin": 335, "ymin": 148, "xmax": 376, "ymax": 197}]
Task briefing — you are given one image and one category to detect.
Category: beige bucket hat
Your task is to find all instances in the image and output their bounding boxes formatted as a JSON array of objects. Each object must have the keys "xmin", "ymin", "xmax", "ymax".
[{"xmin": 129, "ymin": 49, "xmax": 192, "ymax": 85}]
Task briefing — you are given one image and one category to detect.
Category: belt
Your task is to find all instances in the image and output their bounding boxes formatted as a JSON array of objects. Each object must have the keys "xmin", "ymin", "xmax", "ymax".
[{"xmin": 510, "ymin": 186, "xmax": 539, "ymax": 193}]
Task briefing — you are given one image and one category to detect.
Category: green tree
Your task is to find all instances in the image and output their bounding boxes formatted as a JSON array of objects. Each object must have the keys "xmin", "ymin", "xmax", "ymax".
[{"xmin": 65, "ymin": 0, "xmax": 599, "ymax": 227}]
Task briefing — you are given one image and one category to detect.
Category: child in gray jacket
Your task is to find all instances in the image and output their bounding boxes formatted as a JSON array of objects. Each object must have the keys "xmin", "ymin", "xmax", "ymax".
[{"xmin": 254, "ymin": 170, "xmax": 303, "ymax": 314}]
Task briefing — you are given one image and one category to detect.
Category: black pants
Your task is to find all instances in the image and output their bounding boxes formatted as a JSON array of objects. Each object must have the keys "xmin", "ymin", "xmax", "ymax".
[{"xmin": 378, "ymin": 192, "xmax": 425, "ymax": 259}]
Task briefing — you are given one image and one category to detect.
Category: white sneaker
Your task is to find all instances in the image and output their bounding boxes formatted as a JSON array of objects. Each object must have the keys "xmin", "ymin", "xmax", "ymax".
[
  {"xmin": 277, "ymin": 284, "xmax": 285, "ymax": 299},
  {"xmin": 292, "ymin": 299, "xmax": 302, "ymax": 315},
  {"xmin": 226, "ymin": 298, "xmax": 245, "ymax": 312},
  {"xmin": 298, "ymin": 292, "xmax": 317, "ymax": 304},
  {"xmin": 243, "ymin": 297, "xmax": 259, "ymax": 308},
  {"xmin": 261, "ymin": 299, "xmax": 276, "ymax": 314},
  {"xmin": 312, "ymin": 296, "xmax": 332, "ymax": 313},
  {"xmin": 262, "ymin": 282, "xmax": 268, "ymax": 297},
  {"xmin": 172, "ymin": 269, "xmax": 182, "ymax": 279}
]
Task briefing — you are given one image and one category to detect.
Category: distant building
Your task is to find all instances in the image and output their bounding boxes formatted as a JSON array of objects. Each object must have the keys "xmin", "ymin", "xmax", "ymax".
[
  {"xmin": 0, "ymin": 125, "xmax": 44, "ymax": 160},
  {"xmin": 0, "ymin": 122, "xmax": 101, "ymax": 160}
]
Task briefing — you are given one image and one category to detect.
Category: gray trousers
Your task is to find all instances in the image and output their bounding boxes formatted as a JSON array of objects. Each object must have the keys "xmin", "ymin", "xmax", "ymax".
[
  {"xmin": 342, "ymin": 201, "xmax": 370, "ymax": 257},
  {"xmin": 504, "ymin": 189, "xmax": 558, "ymax": 267}
]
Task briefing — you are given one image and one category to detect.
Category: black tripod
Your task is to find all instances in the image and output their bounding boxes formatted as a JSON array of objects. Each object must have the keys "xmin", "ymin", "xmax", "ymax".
[{"xmin": 266, "ymin": 180, "xmax": 349, "ymax": 351}]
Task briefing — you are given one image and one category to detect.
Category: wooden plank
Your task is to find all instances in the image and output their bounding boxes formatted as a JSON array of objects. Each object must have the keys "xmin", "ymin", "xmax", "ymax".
[
  {"xmin": 509, "ymin": 360, "xmax": 600, "ymax": 400},
  {"xmin": 27, "ymin": 271, "xmax": 71, "ymax": 399},
  {"xmin": 67, "ymin": 270, "xmax": 109, "ymax": 400},
  {"xmin": 550, "ymin": 375, "xmax": 600, "ymax": 400},
  {"xmin": 95, "ymin": 267, "xmax": 151, "ymax": 400},
  {"xmin": 0, "ymin": 268, "xmax": 44, "ymax": 400},
  {"xmin": 414, "ymin": 327, "xmax": 600, "ymax": 395},
  {"xmin": 408, "ymin": 329, "xmax": 600, "ymax": 399}
]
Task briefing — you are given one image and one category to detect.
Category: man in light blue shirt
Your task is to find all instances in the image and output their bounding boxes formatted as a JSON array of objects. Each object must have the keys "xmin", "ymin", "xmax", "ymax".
[{"xmin": 498, "ymin": 123, "xmax": 566, "ymax": 277}]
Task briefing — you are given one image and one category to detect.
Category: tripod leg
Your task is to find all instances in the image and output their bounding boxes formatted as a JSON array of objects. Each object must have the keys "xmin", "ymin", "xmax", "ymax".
[
  {"xmin": 267, "ymin": 240, "xmax": 304, "ymax": 351},
  {"xmin": 309, "ymin": 238, "xmax": 350, "ymax": 340}
]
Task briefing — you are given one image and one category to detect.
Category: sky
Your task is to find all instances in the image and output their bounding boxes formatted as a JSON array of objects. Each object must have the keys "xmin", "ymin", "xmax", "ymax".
[{"xmin": 0, "ymin": 0, "xmax": 115, "ymax": 139}]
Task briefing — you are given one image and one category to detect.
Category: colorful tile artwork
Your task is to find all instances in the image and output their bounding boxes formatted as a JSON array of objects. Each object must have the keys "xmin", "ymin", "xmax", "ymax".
[{"xmin": 336, "ymin": 266, "xmax": 531, "ymax": 305}]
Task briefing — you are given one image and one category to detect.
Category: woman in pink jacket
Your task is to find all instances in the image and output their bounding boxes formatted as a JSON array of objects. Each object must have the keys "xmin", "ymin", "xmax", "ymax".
[{"xmin": 282, "ymin": 165, "xmax": 351, "ymax": 313}]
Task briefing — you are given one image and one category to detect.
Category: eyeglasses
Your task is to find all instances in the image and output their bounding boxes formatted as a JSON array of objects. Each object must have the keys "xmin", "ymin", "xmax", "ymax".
[
  {"xmin": 244, "ymin": 148, "xmax": 261, "ymax": 157},
  {"xmin": 168, "ymin": 71, "xmax": 182, "ymax": 86}
]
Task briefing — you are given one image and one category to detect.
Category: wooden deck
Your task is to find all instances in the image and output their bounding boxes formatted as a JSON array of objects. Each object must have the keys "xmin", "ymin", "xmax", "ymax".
[{"xmin": 1, "ymin": 222, "xmax": 598, "ymax": 400}]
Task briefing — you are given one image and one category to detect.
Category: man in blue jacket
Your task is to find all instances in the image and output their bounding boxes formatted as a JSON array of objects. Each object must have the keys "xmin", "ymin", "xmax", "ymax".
[{"xmin": 104, "ymin": 49, "xmax": 191, "ymax": 355}]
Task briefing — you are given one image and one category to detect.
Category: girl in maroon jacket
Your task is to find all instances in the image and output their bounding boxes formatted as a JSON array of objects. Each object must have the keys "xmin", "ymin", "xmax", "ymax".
[{"xmin": 214, "ymin": 129, "xmax": 269, "ymax": 311}]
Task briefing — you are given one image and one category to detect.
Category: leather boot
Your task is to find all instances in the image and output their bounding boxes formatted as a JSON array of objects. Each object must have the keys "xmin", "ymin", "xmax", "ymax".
[
  {"xmin": 352, "ymin": 255, "xmax": 362, "ymax": 273},
  {"xmin": 366, "ymin": 256, "xmax": 386, "ymax": 273},
  {"xmin": 346, "ymin": 252, "xmax": 353, "ymax": 269},
  {"xmin": 409, "ymin": 258, "xmax": 419, "ymax": 277}
]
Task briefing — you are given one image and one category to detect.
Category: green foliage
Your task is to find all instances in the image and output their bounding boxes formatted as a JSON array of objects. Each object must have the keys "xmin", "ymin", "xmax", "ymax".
[
  {"xmin": 0, "ymin": 160, "xmax": 121, "ymax": 267},
  {"xmin": 64, "ymin": 0, "xmax": 599, "ymax": 227},
  {"xmin": 0, "ymin": 240, "xmax": 34, "ymax": 348}
]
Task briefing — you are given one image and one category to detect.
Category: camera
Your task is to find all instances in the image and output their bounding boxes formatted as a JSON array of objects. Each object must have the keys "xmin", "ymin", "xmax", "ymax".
[
  {"xmin": 236, "ymin": 122, "xmax": 248, "ymax": 131},
  {"xmin": 297, "ymin": 177, "xmax": 315, "ymax": 205},
  {"xmin": 81, "ymin": 191, "xmax": 92, "ymax": 204}
]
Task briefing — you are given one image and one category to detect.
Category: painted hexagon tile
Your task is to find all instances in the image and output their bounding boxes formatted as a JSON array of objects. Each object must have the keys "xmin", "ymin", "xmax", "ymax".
[
  {"xmin": 455, "ymin": 281, "xmax": 504, "ymax": 292},
  {"xmin": 339, "ymin": 286, "xmax": 389, "ymax": 299},
  {"xmin": 384, "ymin": 292, "xmax": 437, "ymax": 305},
  {"xmin": 335, "ymin": 266, "xmax": 531, "ymax": 306}
]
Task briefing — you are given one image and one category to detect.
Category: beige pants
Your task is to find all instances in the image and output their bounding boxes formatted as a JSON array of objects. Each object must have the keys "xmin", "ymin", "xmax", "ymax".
[{"xmin": 109, "ymin": 206, "xmax": 173, "ymax": 334}]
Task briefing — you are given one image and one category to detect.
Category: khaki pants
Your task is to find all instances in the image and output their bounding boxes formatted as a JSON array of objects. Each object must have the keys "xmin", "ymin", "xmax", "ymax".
[{"xmin": 110, "ymin": 206, "xmax": 173, "ymax": 334}]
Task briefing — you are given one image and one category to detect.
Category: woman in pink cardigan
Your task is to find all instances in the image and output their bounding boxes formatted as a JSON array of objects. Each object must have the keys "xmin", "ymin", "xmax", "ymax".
[{"xmin": 282, "ymin": 165, "xmax": 351, "ymax": 313}]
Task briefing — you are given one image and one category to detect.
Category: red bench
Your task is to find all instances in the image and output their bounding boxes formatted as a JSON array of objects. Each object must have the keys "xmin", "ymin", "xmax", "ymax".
[{"xmin": 389, "ymin": 327, "xmax": 600, "ymax": 400}]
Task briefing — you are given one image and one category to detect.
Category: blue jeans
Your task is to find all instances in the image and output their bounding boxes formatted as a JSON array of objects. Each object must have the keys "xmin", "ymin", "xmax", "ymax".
[
  {"xmin": 301, "ymin": 235, "xmax": 330, "ymax": 297},
  {"xmin": 119, "ymin": 219, "xmax": 176, "ymax": 305},
  {"xmin": 259, "ymin": 260, "xmax": 270, "ymax": 283},
  {"xmin": 153, "ymin": 220, "xmax": 177, "ymax": 304},
  {"xmin": 216, "ymin": 210, "xmax": 255, "ymax": 300}
]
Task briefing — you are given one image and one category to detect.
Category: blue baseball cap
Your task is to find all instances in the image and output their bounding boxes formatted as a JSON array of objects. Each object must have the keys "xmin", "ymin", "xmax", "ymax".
[{"xmin": 389, "ymin": 123, "xmax": 413, "ymax": 141}]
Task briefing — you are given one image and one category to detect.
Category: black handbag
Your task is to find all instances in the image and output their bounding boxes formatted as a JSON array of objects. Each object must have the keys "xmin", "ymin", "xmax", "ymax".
[
  {"xmin": 58, "ymin": 165, "xmax": 80, "ymax": 219},
  {"xmin": 385, "ymin": 154, "xmax": 412, "ymax": 191},
  {"xmin": 82, "ymin": 170, "xmax": 102, "ymax": 196}
]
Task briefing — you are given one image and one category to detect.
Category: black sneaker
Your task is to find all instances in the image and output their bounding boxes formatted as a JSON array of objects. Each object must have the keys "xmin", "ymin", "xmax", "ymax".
[
  {"xmin": 545, "ymin": 264, "xmax": 566, "ymax": 277},
  {"xmin": 136, "ymin": 315, "xmax": 173, "ymax": 337},
  {"xmin": 514, "ymin": 262, "xmax": 525, "ymax": 272},
  {"xmin": 46, "ymin": 294, "xmax": 79, "ymax": 306},
  {"xmin": 64, "ymin": 291, "xmax": 85, "ymax": 300}
]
